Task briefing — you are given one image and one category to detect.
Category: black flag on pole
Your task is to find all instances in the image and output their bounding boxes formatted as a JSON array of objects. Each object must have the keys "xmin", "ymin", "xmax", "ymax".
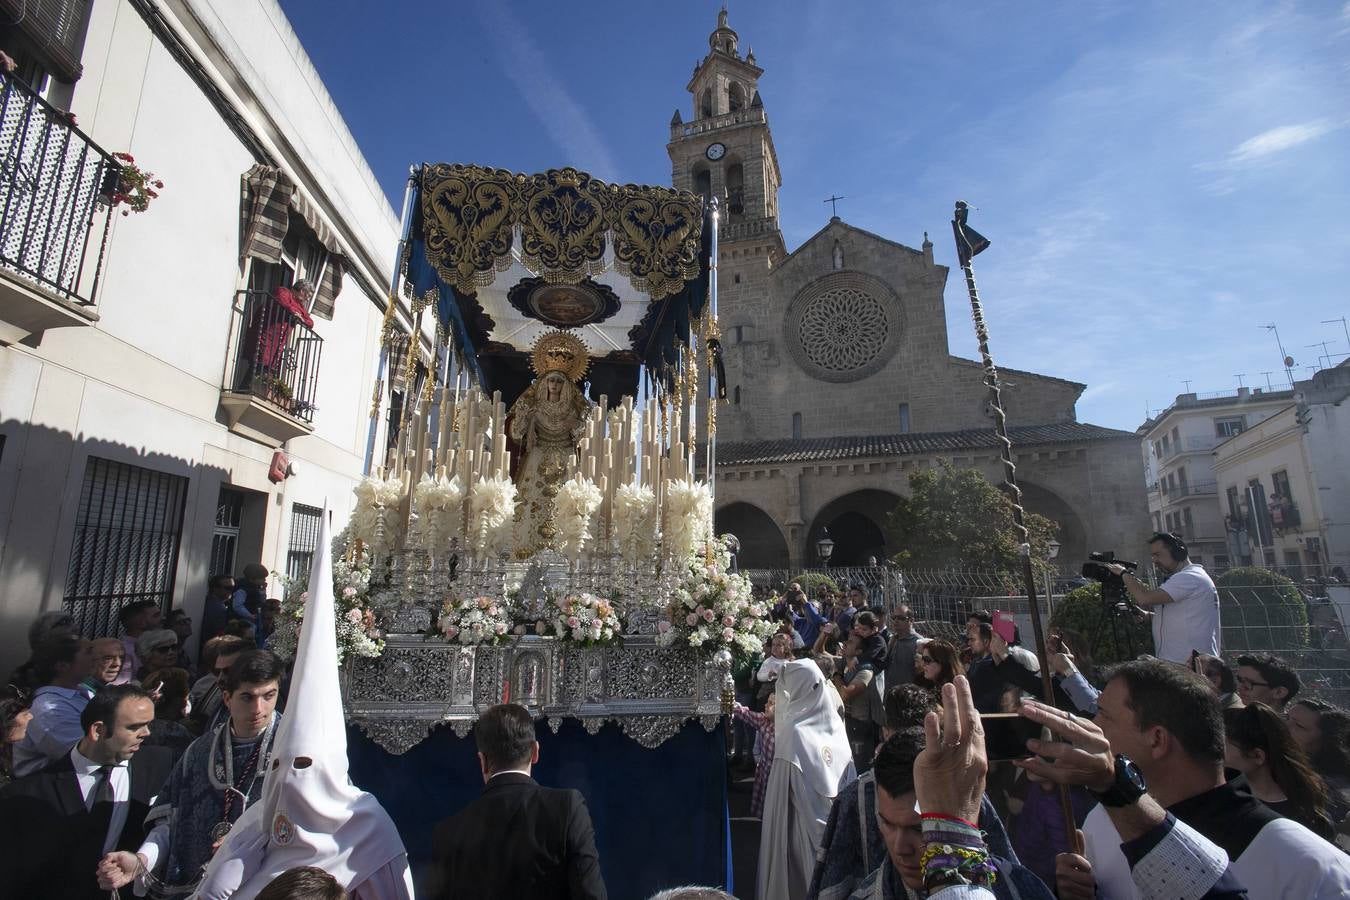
[{"xmin": 952, "ymin": 200, "xmax": 990, "ymax": 267}]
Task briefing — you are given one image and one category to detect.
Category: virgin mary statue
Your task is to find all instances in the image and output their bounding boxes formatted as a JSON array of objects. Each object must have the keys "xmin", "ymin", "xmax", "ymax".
[{"xmin": 508, "ymin": 331, "xmax": 591, "ymax": 555}]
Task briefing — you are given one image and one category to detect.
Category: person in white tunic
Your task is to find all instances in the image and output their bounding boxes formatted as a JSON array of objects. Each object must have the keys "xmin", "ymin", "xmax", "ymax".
[
  {"xmin": 757, "ymin": 658, "xmax": 855, "ymax": 900},
  {"xmin": 193, "ymin": 507, "xmax": 413, "ymax": 900}
]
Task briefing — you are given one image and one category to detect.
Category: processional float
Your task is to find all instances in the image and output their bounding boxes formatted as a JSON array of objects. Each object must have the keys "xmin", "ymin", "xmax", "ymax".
[{"xmin": 274, "ymin": 165, "xmax": 774, "ymax": 754}]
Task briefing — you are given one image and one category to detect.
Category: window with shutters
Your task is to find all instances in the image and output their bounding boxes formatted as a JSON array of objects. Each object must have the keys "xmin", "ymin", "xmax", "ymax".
[
  {"xmin": 0, "ymin": 0, "xmax": 93, "ymax": 85},
  {"xmin": 64, "ymin": 457, "xmax": 188, "ymax": 637}
]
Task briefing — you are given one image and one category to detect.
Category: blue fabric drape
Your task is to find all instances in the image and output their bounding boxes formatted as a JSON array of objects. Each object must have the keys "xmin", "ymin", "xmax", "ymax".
[{"xmin": 347, "ymin": 717, "xmax": 733, "ymax": 898}]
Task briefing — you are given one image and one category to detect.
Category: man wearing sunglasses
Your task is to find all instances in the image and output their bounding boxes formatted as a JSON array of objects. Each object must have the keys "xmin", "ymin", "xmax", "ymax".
[{"xmin": 883, "ymin": 606, "xmax": 921, "ymax": 693}]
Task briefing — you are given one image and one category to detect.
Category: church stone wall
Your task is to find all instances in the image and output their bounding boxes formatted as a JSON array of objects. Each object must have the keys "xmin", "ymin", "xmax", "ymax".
[{"xmin": 717, "ymin": 221, "xmax": 1081, "ymax": 443}]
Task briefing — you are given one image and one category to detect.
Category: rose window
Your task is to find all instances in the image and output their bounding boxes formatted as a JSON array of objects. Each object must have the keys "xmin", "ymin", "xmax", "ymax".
[{"xmin": 798, "ymin": 288, "xmax": 889, "ymax": 373}]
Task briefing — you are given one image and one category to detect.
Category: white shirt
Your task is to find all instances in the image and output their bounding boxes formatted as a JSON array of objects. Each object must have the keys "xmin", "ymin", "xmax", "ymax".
[
  {"xmin": 1153, "ymin": 562, "xmax": 1221, "ymax": 662},
  {"xmin": 1082, "ymin": 797, "xmax": 1350, "ymax": 899},
  {"xmin": 70, "ymin": 745, "xmax": 131, "ymax": 855},
  {"xmin": 757, "ymin": 655, "xmax": 788, "ymax": 682}
]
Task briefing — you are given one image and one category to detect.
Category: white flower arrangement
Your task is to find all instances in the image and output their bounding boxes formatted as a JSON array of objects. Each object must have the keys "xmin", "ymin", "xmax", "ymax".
[
  {"xmin": 351, "ymin": 474, "xmax": 407, "ymax": 560},
  {"xmin": 438, "ymin": 595, "xmax": 513, "ymax": 646},
  {"xmin": 409, "ymin": 472, "xmax": 464, "ymax": 554},
  {"xmin": 548, "ymin": 592, "xmax": 623, "ymax": 646},
  {"xmin": 468, "ymin": 475, "xmax": 517, "ymax": 556},
  {"xmin": 554, "ymin": 475, "xmax": 603, "ymax": 560},
  {"xmin": 612, "ymin": 481, "xmax": 657, "ymax": 565},
  {"xmin": 656, "ymin": 537, "xmax": 774, "ymax": 659},
  {"xmin": 269, "ymin": 545, "xmax": 384, "ymax": 663},
  {"xmin": 663, "ymin": 478, "xmax": 712, "ymax": 563}
]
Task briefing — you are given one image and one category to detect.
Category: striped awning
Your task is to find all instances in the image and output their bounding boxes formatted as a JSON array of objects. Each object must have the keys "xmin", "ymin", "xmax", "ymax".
[{"xmin": 239, "ymin": 163, "xmax": 346, "ymax": 318}]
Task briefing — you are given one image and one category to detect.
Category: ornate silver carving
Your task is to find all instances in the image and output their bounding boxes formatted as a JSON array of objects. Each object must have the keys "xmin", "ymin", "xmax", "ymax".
[
  {"xmin": 622, "ymin": 715, "xmax": 687, "ymax": 749},
  {"xmin": 344, "ymin": 634, "xmax": 728, "ymax": 754},
  {"xmin": 353, "ymin": 718, "xmax": 433, "ymax": 755}
]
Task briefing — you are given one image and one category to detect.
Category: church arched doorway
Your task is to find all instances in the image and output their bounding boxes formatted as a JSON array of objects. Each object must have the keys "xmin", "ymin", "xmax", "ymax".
[
  {"xmin": 715, "ymin": 502, "xmax": 790, "ymax": 569},
  {"xmin": 806, "ymin": 489, "xmax": 902, "ymax": 567},
  {"xmin": 1019, "ymin": 480, "xmax": 1088, "ymax": 569}
]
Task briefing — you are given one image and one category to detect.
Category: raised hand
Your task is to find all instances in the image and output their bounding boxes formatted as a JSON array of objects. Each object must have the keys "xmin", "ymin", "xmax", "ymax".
[
  {"xmin": 914, "ymin": 675, "xmax": 986, "ymax": 825},
  {"xmin": 1014, "ymin": 699, "xmax": 1114, "ymax": 793}
]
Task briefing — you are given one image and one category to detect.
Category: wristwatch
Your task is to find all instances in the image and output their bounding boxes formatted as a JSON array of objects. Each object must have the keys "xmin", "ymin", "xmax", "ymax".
[{"xmin": 1092, "ymin": 754, "xmax": 1147, "ymax": 807}]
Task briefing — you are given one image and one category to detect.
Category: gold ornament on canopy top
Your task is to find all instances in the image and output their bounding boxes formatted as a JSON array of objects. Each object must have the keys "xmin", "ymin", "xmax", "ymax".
[{"xmin": 530, "ymin": 330, "xmax": 590, "ymax": 383}]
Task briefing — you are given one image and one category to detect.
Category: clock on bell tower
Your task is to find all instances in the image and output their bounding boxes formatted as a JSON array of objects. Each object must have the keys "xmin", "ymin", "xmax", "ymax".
[{"xmin": 667, "ymin": 9, "xmax": 783, "ymax": 254}]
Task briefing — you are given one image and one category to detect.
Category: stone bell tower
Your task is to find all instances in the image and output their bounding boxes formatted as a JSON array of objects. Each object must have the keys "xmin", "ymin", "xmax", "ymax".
[{"xmin": 667, "ymin": 9, "xmax": 784, "ymax": 259}]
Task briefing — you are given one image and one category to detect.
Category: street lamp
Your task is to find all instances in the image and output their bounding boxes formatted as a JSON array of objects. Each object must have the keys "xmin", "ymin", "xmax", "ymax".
[
  {"xmin": 816, "ymin": 529, "xmax": 835, "ymax": 568},
  {"xmin": 1043, "ymin": 538, "xmax": 1061, "ymax": 616}
]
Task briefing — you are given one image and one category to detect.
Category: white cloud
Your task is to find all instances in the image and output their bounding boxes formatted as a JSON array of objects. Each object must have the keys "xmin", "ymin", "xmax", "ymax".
[
  {"xmin": 1226, "ymin": 120, "xmax": 1340, "ymax": 166},
  {"xmin": 472, "ymin": 0, "xmax": 619, "ymax": 180}
]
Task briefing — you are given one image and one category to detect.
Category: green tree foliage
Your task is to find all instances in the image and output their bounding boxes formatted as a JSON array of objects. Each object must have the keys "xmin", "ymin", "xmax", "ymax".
[
  {"xmin": 1049, "ymin": 583, "xmax": 1155, "ymax": 667},
  {"xmin": 1216, "ymin": 567, "xmax": 1309, "ymax": 651},
  {"xmin": 884, "ymin": 460, "xmax": 1059, "ymax": 574}
]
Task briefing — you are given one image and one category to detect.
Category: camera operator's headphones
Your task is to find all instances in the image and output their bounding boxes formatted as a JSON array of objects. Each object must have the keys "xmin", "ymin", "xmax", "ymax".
[{"xmin": 1149, "ymin": 531, "xmax": 1188, "ymax": 564}]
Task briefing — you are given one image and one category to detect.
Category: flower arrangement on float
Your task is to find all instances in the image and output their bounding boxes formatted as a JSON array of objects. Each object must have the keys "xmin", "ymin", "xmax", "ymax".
[
  {"xmin": 437, "ymin": 595, "xmax": 513, "ymax": 646},
  {"xmin": 547, "ymin": 592, "xmax": 623, "ymax": 646},
  {"xmin": 352, "ymin": 473, "xmax": 408, "ymax": 560},
  {"xmin": 656, "ymin": 536, "xmax": 774, "ymax": 659},
  {"xmin": 269, "ymin": 543, "xmax": 385, "ymax": 662}
]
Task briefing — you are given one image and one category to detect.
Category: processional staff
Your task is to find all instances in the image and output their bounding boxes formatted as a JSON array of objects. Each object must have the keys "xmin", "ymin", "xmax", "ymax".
[{"xmin": 950, "ymin": 200, "xmax": 1081, "ymax": 854}]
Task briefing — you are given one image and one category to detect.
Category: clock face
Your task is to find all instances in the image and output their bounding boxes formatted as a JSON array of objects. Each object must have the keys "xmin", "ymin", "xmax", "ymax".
[{"xmin": 706, "ymin": 142, "xmax": 726, "ymax": 161}]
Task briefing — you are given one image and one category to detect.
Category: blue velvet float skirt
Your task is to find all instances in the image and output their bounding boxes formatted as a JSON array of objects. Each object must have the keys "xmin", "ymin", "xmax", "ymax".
[{"xmin": 348, "ymin": 718, "xmax": 734, "ymax": 897}]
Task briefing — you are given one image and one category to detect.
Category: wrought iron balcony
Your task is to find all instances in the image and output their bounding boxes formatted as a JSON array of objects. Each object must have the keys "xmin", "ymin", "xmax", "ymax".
[
  {"xmin": 0, "ymin": 73, "xmax": 119, "ymax": 342},
  {"xmin": 220, "ymin": 289, "xmax": 323, "ymax": 446}
]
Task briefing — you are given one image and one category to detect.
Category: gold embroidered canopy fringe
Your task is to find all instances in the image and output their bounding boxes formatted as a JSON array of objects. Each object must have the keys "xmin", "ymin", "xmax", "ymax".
[{"xmin": 419, "ymin": 165, "xmax": 703, "ymax": 302}]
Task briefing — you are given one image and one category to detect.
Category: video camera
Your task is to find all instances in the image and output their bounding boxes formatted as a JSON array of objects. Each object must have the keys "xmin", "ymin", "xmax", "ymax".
[
  {"xmin": 1081, "ymin": 551, "xmax": 1137, "ymax": 584},
  {"xmin": 1082, "ymin": 551, "xmax": 1138, "ymax": 607}
]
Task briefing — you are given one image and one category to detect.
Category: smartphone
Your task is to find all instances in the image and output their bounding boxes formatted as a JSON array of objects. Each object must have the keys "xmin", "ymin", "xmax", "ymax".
[{"xmin": 980, "ymin": 713, "xmax": 1045, "ymax": 762}]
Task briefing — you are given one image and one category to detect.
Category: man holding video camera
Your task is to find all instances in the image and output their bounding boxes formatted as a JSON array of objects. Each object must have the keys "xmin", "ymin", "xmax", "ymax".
[{"xmin": 1104, "ymin": 532, "xmax": 1219, "ymax": 663}]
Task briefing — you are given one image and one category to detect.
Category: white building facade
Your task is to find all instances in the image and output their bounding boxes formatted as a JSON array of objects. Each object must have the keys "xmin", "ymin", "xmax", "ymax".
[
  {"xmin": 1212, "ymin": 364, "xmax": 1350, "ymax": 576},
  {"xmin": 1138, "ymin": 388, "xmax": 1292, "ymax": 569},
  {"xmin": 0, "ymin": 0, "xmax": 418, "ymax": 669}
]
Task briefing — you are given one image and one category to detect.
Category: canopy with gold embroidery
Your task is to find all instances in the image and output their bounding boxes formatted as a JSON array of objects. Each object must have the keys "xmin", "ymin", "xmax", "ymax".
[{"xmin": 399, "ymin": 164, "xmax": 712, "ymax": 402}]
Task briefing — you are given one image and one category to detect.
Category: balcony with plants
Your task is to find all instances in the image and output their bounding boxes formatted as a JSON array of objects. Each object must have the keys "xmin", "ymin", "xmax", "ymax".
[
  {"xmin": 0, "ymin": 71, "xmax": 133, "ymax": 344},
  {"xmin": 219, "ymin": 287, "xmax": 323, "ymax": 447}
]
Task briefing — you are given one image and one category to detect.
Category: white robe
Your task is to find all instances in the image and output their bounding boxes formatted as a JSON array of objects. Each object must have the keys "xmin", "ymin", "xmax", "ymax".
[{"xmin": 757, "ymin": 659, "xmax": 855, "ymax": 900}]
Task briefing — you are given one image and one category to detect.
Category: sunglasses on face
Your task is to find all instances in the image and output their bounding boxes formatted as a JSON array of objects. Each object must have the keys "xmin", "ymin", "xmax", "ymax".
[{"xmin": 1236, "ymin": 676, "xmax": 1269, "ymax": 689}]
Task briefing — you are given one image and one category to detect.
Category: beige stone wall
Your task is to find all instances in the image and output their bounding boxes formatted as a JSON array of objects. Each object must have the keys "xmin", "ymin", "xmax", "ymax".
[{"xmin": 714, "ymin": 438, "xmax": 1151, "ymax": 570}]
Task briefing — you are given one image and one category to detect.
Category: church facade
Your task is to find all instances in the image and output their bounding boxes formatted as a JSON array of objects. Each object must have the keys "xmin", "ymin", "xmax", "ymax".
[{"xmin": 669, "ymin": 13, "xmax": 1150, "ymax": 570}]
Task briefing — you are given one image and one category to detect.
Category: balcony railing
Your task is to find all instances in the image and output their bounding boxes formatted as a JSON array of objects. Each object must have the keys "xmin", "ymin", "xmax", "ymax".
[
  {"xmin": 1163, "ymin": 480, "xmax": 1218, "ymax": 499},
  {"xmin": 670, "ymin": 107, "xmax": 766, "ymax": 139},
  {"xmin": 0, "ymin": 73, "xmax": 119, "ymax": 306},
  {"xmin": 224, "ymin": 289, "xmax": 323, "ymax": 424}
]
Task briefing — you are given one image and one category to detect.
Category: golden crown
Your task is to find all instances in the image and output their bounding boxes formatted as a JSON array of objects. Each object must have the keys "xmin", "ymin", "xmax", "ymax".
[{"xmin": 529, "ymin": 330, "xmax": 590, "ymax": 383}]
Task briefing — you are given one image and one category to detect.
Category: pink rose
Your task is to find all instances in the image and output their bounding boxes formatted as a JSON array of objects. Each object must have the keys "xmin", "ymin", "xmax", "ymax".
[
  {"xmin": 722, "ymin": 628, "xmax": 735, "ymax": 642},
  {"xmin": 567, "ymin": 616, "xmax": 581, "ymax": 628},
  {"xmin": 444, "ymin": 625, "xmax": 459, "ymax": 638},
  {"xmin": 343, "ymin": 586, "xmax": 357, "ymax": 598},
  {"xmin": 345, "ymin": 608, "xmax": 362, "ymax": 624},
  {"xmin": 686, "ymin": 613, "xmax": 698, "ymax": 627},
  {"xmin": 702, "ymin": 608, "xmax": 716, "ymax": 623},
  {"xmin": 657, "ymin": 620, "xmax": 671, "ymax": 633},
  {"xmin": 722, "ymin": 615, "xmax": 736, "ymax": 627},
  {"xmin": 494, "ymin": 623, "xmax": 507, "ymax": 635},
  {"xmin": 488, "ymin": 606, "xmax": 499, "ymax": 617}
]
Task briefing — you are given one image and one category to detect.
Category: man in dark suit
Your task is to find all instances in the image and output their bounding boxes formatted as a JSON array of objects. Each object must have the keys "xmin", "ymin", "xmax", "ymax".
[
  {"xmin": 0, "ymin": 683, "xmax": 173, "ymax": 899},
  {"xmin": 430, "ymin": 703, "xmax": 606, "ymax": 899}
]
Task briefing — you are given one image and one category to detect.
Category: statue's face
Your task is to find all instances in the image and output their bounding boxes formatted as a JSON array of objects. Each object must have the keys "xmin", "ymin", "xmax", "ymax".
[{"xmin": 545, "ymin": 373, "xmax": 564, "ymax": 400}]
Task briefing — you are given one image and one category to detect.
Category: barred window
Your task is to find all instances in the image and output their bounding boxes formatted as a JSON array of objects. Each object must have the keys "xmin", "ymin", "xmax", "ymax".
[
  {"xmin": 64, "ymin": 456, "xmax": 188, "ymax": 637},
  {"xmin": 287, "ymin": 503, "xmax": 324, "ymax": 583}
]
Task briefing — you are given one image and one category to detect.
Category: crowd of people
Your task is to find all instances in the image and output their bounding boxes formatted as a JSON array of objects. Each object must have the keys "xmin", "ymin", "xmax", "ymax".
[
  {"xmin": 725, "ymin": 532, "xmax": 1350, "ymax": 899},
  {"xmin": 0, "ymin": 561, "xmax": 405, "ymax": 899},
  {"xmin": 5, "ymin": 531, "xmax": 1350, "ymax": 898}
]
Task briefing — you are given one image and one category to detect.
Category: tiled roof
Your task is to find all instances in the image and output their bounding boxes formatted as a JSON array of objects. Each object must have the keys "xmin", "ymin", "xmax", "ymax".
[{"xmin": 716, "ymin": 422, "xmax": 1135, "ymax": 467}]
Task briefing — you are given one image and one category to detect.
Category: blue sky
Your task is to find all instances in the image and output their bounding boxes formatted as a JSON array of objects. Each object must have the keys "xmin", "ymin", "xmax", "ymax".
[{"xmin": 279, "ymin": 0, "xmax": 1350, "ymax": 432}]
